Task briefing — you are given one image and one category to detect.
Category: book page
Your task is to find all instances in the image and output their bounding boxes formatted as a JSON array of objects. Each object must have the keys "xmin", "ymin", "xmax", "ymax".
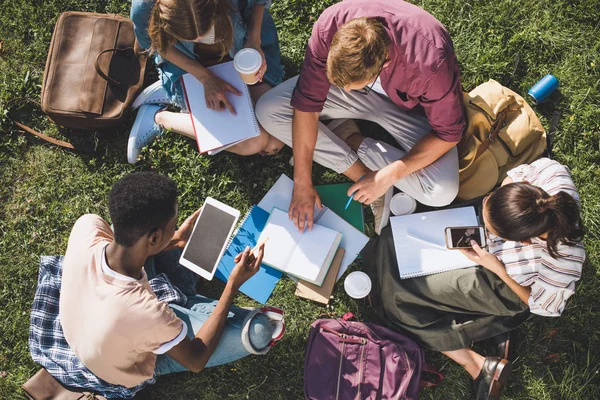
[
  {"xmin": 258, "ymin": 208, "xmax": 301, "ymax": 271},
  {"xmin": 286, "ymin": 224, "xmax": 340, "ymax": 283}
]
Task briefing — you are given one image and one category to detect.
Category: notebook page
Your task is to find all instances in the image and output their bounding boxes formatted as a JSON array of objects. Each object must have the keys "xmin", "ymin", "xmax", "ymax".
[
  {"xmin": 258, "ymin": 208, "xmax": 302, "ymax": 271},
  {"xmin": 287, "ymin": 224, "xmax": 340, "ymax": 283},
  {"xmin": 181, "ymin": 62, "xmax": 259, "ymax": 153},
  {"xmin": 390, "ymin": 207, "xmax": 479, "ymax": 278}
]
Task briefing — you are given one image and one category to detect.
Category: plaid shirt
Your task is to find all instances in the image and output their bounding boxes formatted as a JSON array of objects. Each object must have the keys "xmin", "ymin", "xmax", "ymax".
[{"xmin": 29, "ymin": 256, "xmax": 188, "ymax": 399}]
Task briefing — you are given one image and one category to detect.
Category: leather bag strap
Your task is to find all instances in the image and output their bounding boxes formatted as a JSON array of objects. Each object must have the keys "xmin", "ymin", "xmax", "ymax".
[
  {"xmin": 419, "ymin": 362, "xmax": 444, "ymax": 389},
  {"xmin": 6, "ymin": 98, "xmax": 76, "ymax": 150},
  {"xmin": 94, "ymin": 47, "xmax": 134, "ymax": 86}
]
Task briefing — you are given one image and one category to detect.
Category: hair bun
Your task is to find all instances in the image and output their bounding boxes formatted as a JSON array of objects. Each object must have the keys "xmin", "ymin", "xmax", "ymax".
[{"xmin": 536, "ymin": 197, "xmax": 551, "ymax": 213}]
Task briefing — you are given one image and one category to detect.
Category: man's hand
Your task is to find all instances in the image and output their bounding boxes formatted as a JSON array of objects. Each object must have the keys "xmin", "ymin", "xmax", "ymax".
[
  {"xmin": 347, "ymin": 168, "xmax": 395, "ymax": 205},
  {"xmin": 229, "ymin": 245, "xmax": 264, "ymax": 289},
  {"xmin": 165, "ymin": 208, "xmax": 202, "ymax": 251},
  {"xmin": 200, "ymin": 72, "xmax": 242, "ymax": 115},
  {"xmin": 289, "ymin": 181, "xmax": 322, "ymax": 232},
  {"xmin": 460, "ymin": 241, "xmax": 506, "ymax": 276}
]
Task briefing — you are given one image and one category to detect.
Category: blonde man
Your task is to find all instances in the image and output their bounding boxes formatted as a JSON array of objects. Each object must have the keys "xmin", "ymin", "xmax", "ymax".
[{"xmin": 256, "ymin": 0, "xmax": 466, "ymax": 234}]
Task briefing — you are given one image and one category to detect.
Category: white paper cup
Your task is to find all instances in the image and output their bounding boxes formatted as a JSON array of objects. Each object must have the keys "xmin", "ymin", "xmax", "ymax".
[
  {"xmin": 390, "ymin": 192, "xmax": 417, "ymax": 216},
  {"xmin": 233, "ymin": 48, "xmax": 262, "ymax": 85},
  {"xmin": 344, "ymin": 271, "xmax": 372, "ymax": 299}
]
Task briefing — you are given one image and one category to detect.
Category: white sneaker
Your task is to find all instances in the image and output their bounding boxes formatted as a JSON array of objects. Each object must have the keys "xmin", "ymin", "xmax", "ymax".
[
  {"xmin": 370, "ymin": 187, "xmax": 393, "ymax": 235},
  {"xmin": 132, "ymin": 80, "xmax": 172, "ymax": 110},
  {"xmin": 241, "ymin": 306, "xmax": 285, "ymax": 355},
  {"xmin": 127, "ymin": 104, "xmax": 164, "ymax": 164}
]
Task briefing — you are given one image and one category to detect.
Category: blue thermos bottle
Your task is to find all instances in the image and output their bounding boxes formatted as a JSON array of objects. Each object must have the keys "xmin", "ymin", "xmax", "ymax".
[{"xmin": 527, "ymin": 74, "xmax": 559, "ymax": 105}]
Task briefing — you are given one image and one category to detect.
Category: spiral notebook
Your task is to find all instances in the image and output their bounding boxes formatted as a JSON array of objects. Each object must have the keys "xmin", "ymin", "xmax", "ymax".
[
  {"xmin": 390, "ymin": 206, "xmax": 479, "ymax": 279},
  {"xmin": 181, "ymin": 62, "xmax": 260, "ymax": 155},
  {"xmin": 215, "ymin": 205, "xmax": 282, "ymax": 304}
]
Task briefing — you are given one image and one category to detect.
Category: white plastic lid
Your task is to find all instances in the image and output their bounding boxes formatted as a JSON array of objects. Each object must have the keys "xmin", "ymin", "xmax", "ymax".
[
  {"xmin": 233, "ymin": 48, "xmax": 262, "ymax": 73},
  {"xmin": 344, "ymin": 271, "xmax": 372, "ymax": 299},
  {"xmin": 390, "ymin": 193, "xmax": 417, "ymax": 216}
]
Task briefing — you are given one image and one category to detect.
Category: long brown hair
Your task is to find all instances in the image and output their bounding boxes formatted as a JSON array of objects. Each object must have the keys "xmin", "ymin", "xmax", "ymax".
[
  {"xmin": 485, "ymin": 183, "xmax": 584, "ymax": 258},
  {"xmin": 148, "ymin": 0, "xmax": 233, "ymax": 58}
]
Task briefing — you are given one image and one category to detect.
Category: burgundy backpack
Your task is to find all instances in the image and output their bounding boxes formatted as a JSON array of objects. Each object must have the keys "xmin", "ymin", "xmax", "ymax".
[{"xmin": 304, "ymin": 316, "xmax": 443, "ymax": 400}]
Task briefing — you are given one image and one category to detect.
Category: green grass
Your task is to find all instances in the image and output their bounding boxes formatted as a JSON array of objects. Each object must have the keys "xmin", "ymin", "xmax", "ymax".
[{"xmin": 1, "ymin": 0, "xmax": 599, "ymax": 398}]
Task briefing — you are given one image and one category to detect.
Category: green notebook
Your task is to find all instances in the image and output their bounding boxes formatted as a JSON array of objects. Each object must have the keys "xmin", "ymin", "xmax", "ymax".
[{"xmin": 316, "ymin": 182, "xmax": 364, "ymax": 232}]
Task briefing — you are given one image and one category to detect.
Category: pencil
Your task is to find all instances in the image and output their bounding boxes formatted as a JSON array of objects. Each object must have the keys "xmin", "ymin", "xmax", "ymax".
[{"xmin": 251, "ymin": 236, "xmax": 269, "ymax": 256}]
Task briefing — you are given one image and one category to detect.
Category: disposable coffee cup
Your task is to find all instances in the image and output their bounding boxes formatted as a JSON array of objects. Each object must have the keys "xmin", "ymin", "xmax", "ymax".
[
  {"xmin": 390, "ymin": 192, "xmax": 417, "ymax": 216},
  {"xmin": 233, "ymin": 48, "xmax": 262, "ymax": 85},
  {"xmin": 344, "ymin": 271, "xmax": 372, "ymax": 299}
]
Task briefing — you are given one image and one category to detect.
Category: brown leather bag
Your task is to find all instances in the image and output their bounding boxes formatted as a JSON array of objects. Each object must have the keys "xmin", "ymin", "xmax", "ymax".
[
  {"xmin": 40, "ymin": 11, "xmax": 147, "ymax": 132},
  {"xmin": 22, "ymin": 369, "xmax": 106, "ymax": 400}
]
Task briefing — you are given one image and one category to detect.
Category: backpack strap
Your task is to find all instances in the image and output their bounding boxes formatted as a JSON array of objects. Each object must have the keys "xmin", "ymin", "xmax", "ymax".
[
  {"xmin": 419, "ymin": 362, "xmax": 444, "ymax": 389},
  {"xmin": 342, "ymin": 312, "xmax": 358, "ymax": 322},
  {"xmin": 473, "ymin": 104, "xmax": 513, "ymax": 161}
]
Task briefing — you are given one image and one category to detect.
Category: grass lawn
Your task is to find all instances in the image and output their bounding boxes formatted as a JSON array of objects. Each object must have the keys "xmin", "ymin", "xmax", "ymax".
[{"xmin": 1, "ymin": 0, "xmax": 599, "ymax": 398}]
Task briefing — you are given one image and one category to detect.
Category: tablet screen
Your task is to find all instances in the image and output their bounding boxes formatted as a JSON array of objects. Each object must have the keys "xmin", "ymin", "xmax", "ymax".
[{"xmin": 181, "ymin": 203, "xmax": 237, "ymax": 274}]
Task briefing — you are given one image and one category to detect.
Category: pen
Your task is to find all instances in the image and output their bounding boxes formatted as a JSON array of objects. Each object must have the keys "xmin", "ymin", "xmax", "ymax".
[{"xmin": 344, "ymin": 176, "xmax": 364, "ymax": 210}]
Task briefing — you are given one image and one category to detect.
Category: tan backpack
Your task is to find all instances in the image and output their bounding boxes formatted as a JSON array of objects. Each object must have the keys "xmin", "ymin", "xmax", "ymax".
[{"xmin": 457, "ymin": 80, "xmax": 547, "ymax": 201}]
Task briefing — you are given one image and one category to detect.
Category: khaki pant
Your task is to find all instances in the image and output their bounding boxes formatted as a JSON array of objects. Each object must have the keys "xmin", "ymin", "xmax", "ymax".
[{"xmin": 256, "ymin": 76, "xmax": 459, "ymax": 207}]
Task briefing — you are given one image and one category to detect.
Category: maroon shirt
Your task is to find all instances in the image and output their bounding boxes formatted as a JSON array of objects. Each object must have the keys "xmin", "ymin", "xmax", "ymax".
[{"xmin": 291, "ymin": 0, "xmax": 466, "ymax": 142}]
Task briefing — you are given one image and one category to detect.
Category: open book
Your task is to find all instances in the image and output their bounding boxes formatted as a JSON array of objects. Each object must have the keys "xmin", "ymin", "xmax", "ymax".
[
  {"xmin": 257, "ymin": 174, "xmax": 369, "ymax": 280},
  {"xmin": 181, "ymin": 62, "xmax": 260, "ymax": 154},
  {"xmin": 257, "ymin": 208, "xmax": 342, "ymax": 286}
]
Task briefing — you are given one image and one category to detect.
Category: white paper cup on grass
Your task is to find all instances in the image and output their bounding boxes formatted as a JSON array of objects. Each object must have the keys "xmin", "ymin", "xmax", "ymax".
[
  {"xmin": 344, "ymin": 271, "xmax": 372, "ymax": 299},
  {"xmin": 234, "ymin": 48, "xmax": 262, "ymax": 85},
  {"xmin": 390, "ymin": 192, "xmax": 417, "ymax": 216}
]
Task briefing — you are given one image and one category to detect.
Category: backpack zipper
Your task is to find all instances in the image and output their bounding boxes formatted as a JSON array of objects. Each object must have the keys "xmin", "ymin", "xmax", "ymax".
[
  {"xmin": 355, "ymin": 342, "xmax": 366, "ymax": 400},
  {"xmin": 335, "ymin": 341, "xmax": 345, "ymax": 400}
]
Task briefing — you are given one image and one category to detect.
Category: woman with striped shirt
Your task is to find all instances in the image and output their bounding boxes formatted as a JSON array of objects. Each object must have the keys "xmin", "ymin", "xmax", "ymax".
[
  {"xmin": 448, "ymin": 158, "xmax": 585, "ymax": 399},
  {"xmin": 363, "ymin": 158, "xmax": 585, "ymax": 400}
]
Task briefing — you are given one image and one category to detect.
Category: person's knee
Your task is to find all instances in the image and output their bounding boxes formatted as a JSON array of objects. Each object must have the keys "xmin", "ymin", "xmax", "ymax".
[
  {"xmin": 254, "ymin": 89, "xmax": 282, "ymax": 132},
  {"xmin": 424, "ymin": 179, "xmax": 460, "ymax": 207},
  {"xmin": 228, "ymin": 131, "xmax": 269, "ymax": 156}
]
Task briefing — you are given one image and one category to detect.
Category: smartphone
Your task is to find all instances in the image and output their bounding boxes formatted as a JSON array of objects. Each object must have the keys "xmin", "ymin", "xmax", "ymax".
[
  {"xmin": 179, "ymin": 197, "xmax": 240, "ymax": 280},
  {"xmin": 444, "ymin": 226, "xmax": 487, "ymax": 250}
]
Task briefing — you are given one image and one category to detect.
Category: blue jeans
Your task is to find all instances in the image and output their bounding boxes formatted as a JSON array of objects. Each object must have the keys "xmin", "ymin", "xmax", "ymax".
[{"xmin": 145, "ymin": 252, "xmax": 273, "ymax": 375}]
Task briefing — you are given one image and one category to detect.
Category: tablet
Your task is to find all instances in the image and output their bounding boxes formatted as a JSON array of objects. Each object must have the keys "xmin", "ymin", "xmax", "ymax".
[{"xmin": 179, "ymin": 197, "xmax": 240, "ymax": 280}]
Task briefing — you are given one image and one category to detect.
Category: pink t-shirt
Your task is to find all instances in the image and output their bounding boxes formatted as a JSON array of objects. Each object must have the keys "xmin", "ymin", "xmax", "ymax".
[{"xmin": 59, "ymin": 214, "xmax": 184, "ymax": 387}]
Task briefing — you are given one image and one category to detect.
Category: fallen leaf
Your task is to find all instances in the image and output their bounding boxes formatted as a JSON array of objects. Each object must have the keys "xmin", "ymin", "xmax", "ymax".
[
  {"xmin": 544, "ymin": 328, "xmax": 559, "ymax": 339},
  {"xmin": 543, "ymin": 353, "xmax": 561, "ymax": 364}
]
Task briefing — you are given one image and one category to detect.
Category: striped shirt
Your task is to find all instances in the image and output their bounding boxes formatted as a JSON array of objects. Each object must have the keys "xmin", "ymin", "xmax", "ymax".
[{"xmin": 487, "ymin": 158, "xmax": 585, "ymax": 317}]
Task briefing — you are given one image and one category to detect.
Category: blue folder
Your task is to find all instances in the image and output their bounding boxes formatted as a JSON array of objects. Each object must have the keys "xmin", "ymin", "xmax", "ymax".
[{"xmin": 215, "ymin": 206, "xmax": 282, "ymax": 303}]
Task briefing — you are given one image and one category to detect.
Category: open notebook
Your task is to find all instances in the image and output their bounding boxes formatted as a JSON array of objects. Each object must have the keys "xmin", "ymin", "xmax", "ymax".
[
  {"xmin": 257, "ymin": 174, "xmax": 369, "ymax": 280},
  {"xmin": 257, "ymin": 208, "xmax": 342, "ymax": 286},
  {"xmin": 390, "ymin": 206, "xmax": 480, "ymax": 279},
  {"xmin": 181, "ymin": 62, "xmax": 259, "ymax": 154}
]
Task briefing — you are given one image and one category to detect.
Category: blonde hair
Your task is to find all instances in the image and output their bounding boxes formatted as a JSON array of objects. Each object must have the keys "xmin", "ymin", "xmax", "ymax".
[
  {"xmin": 327, "ymin": 18, "xmax": 389, "ymax": 88},
  {"xmin": 148, "ymin": 0, "xmax": 233, "ymax": 58}
]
